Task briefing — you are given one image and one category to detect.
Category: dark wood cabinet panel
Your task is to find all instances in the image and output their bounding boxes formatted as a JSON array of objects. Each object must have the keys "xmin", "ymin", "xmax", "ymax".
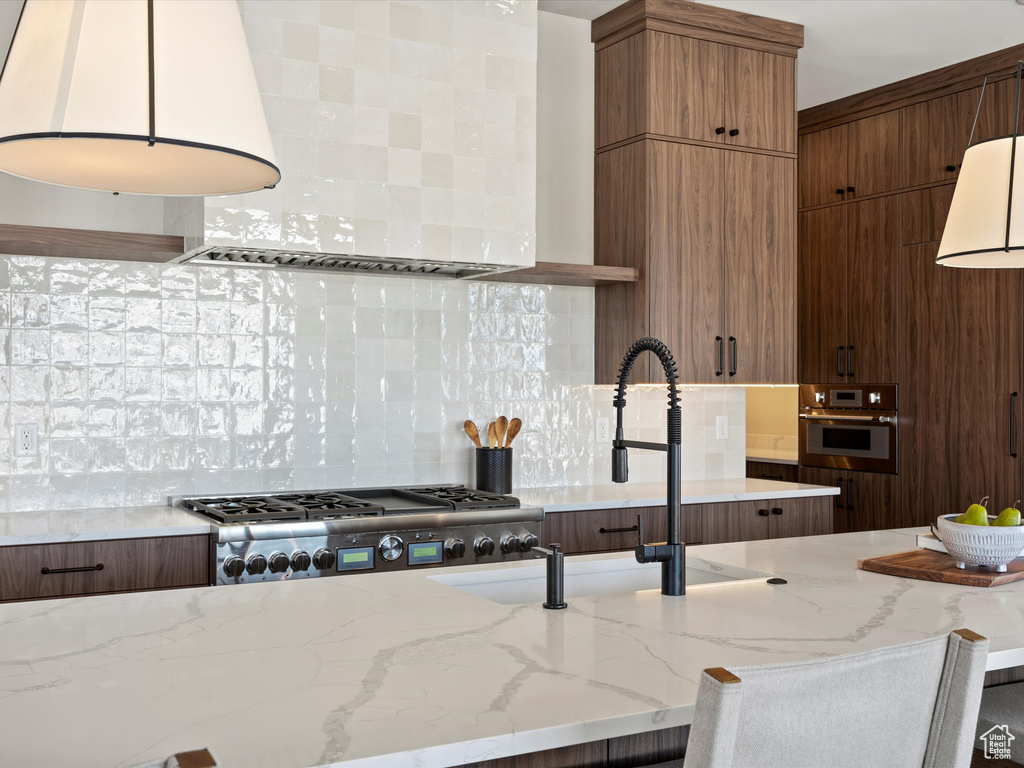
[
  {"xmin": 768, "ymin": 496, "xmax": 833, "ymax": 539},
  {"xmin": 900, "ymin": 185, "xmax": 956, "ymax": 246},
  {"xmin": 844, "ymin": 472, "xmax": 901, "ymax": 532},
  {"xmin": 543, "ymin": 506, "xmax": 701, "ymax": 555},
  {"xmin": 901, "ymin": 92, "xmax": 963, "ymax": 188},
  {"xmin": 798, "ymin": 206, "xmax": 847, "ymax": 383},
  {"xmin": 702, "ymin": 501, "xmax": 771, "ymax": 544},
  {"xmin": 595, "ymin": 33, "xmax": 647, "ymax": 149},
  {"xmin": 608, "ymin": 725, "xmax": 689, "ymax": 768},
  {"xmin": 723, "ymin": 45, "xmax": 796, "ymax": 153},
  {"xmin": 0, "ymin": 535, "xmax": 209, "ymax": 602},
  {"xmin": 648, "ymin": 141, "xmax": 724, "ymax": 383},
  {"xmin": 724, "ymin": 152, "xmax": 797, "ymax": 383},
  {"xmin": 798, "ymin": 125, "xmax": 847, "ymax": 208},
  {"xmin": 746, "ymin": 460, "xmax": 798, "ymax": 483},
  {"xmin": 899, "ymin": 243, "xmax": 960, "ymax": 525},
  {"xmin": 846, "ymin": 196, "xmax": 898, "ymax": 383},
  {"xmin": 649, "ymin": 32, "xmax": 723, "ymax": 144},
  {"xmin": 595, "ymin": 142, "xmax": 650, "ymax": 384},
  {"xmin": 847, "ymin": 111, "xmax": 900, "ymax": 199},
  {"xmin": 464, "ymin": 739, "xmax": 607, "ymax": 768},
  {"xmin": 798, "ymin": 467, "xmax": 847, "ymax": 532},
  {"xmin": 954, "ymin": 267, "xmax": 1024, "ymax": 514},
  {"xmin": 959, "ymin": 75, "xmax": 1019, "ymax": 147}
]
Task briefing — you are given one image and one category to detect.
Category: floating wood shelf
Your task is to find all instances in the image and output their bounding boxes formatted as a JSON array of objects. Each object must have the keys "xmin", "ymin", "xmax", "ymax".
[
  {"xmin": 474, "ymin": 261, "xmax": 639, "ymax": 287},
  {"xmin": 0, "ymin": 224, "xmax": 184, "ymax": 263}
]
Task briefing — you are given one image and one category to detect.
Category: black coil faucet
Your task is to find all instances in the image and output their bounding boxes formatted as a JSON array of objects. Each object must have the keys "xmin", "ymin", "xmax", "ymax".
[{"xmin": 612, "ymin": 337, "xmax": 685, "ymax": 596}]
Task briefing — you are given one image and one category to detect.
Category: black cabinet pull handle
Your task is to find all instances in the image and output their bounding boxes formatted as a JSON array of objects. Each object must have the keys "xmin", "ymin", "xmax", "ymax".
[
  {"xmin": 846, "ymin": 186, "xmax": 855, "ymax": 193},
  {"xmin": 715, "ymin": 126, "xmax": 726, "ymax": 135},
  {"xmin": 729, "ymin": 128, "xmax": 739, "ymax": 137},
  {"xmin": 715, "ymin": 336, "xmax": 724, "ymax": 377},
  {"xmin": 946, "ymin": 165, "xmax": 956, "ymax": 172},
  {"xmin": 847, "ymin": 478, "xmax": 855, "ymax": 511},
  {"xmin": 599, "ymin": 525, "xmax": 639, "ymax": 534},
  {"xmin": 729, "ymin": 336, "xmax": 737, "ymax": 377},
  {"xmin": 757, "ymin": 508, "xmax": 769, "ymax": 517},
  {"xmin": 836, "ymin": 478, "xmax": 844, "ymax": 510},
  {"xmin": 41, "ymin": 564, "xmax": 104, "ymax": 575},
  {"xmin": 1012, "ymin": 392, "xmax": 1019, "ymax": 458},
  {"xmin": 836, "ymin": 188, "xmax": 845, "ymax": 195},
  {"xmin": 837, "ymin": 346, "xmax": 845, "ymax": 377},
  {"xmin": 846, "ymin": 345, "xmax": 855, "ymax": 378},
  {"xmin": 760, "ymin": 473, "xmax": 784, "ymax": 481},
  {"xmin": 771, "ymin": 507, "xmax": 783, "ymax": 515}
]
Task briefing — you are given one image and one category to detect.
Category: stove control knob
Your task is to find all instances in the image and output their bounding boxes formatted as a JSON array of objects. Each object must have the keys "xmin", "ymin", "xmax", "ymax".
[
  {"xmin": 444, "ymin": 538, "xmax": 466, "ymax": 559},
  {"xmin": 268, "ymin": 552, "xmax": 290, "ymax": 573},
  {"xmin": 814, "ymin": 392, "xmax": 825, "ymax": 404},
  {"xmin": 518, "ymin": 533, "xmax": 539, "ymax": 552},
  {"xmin": 223, "ymin": 555, "xmax": 245, "ymax": 578},
  {"xmin": 312, "ymin": 548, "xmax": 336, "ymax": 571},
  {"xmin": 379, "ymin": 535, "xmax": 405, "ymax": 562},
  {"xmin": 291, "ymin": 551, "xmax": 312, "ymax": 571},
  {"xmin": 474, "ymin": 536, "xmax": 495, "ymax": 556},
  {"xmin": 500, "ymin": 534, "xmax": 520, "ymax": 554},
  {"xmin": 869, "ymin": 392, "xmax": 882, "ymax": 405},
  {"xmin": 245, "ymin": 553, "xmax": 268, "ymax": 575}
]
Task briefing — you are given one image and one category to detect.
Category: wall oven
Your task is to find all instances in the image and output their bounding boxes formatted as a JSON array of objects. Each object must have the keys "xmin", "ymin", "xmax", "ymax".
[{"xmin": 798, "ymin": 384, "xmax": 898, "ymax": 474}]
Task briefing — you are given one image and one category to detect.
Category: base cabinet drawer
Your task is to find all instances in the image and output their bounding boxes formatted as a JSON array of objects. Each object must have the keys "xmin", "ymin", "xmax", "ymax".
[
  {"xmin": 702, "ymin": 497, "xmax": 833, "ymax": 545},
  {"xmin": 543, "ymin": 506, "xmax": 701, "ymax": 555},
  {"xmin": 0, "ymin": 535, "xmax": 210, "ymax": 602}
]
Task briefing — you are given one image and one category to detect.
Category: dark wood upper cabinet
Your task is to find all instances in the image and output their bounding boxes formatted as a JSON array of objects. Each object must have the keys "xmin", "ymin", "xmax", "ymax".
[
  {"xmin": 724, "ymin": 150, "xmax": 797, "ymax": 383},
  {"xmin": 900, "ymin": 185, "xmax": 956, "ymax": 246},
  {"xmin": 593, "ymin": 4, "xmax": 801, "ymax": 385},
  {"xmin": 960, "ymin": 75, "xmax": 1019, "ymax": 146},
  {"xmin": 900, "ymin": 92, "xmax": 963, "ymax": 188},
  {"xmin": 799, "ymin": 112, "xmax": 898, "ymax": 209},
  {"xmin": 846, "ymin": 196, "xmax": 898, "ymax": 383},
  {"xmin": 798, "ymin": 206, "xmax": 847, "ymax": 384}
]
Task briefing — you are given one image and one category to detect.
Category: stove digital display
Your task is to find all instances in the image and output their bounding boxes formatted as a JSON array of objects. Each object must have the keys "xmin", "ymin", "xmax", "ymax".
[
  {"xmin": 408, "ymin": 541, "xmax": 443, "ymax": 564},
  {"xmin": 336, "ymin": 547, "xmax": 375, "ymax": 571}
]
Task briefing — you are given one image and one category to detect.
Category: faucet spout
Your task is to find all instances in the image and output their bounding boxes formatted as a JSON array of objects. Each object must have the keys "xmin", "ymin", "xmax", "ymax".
[{"xmin": 611, "ymin": 337, "xmax": 685, "ymax": 596}]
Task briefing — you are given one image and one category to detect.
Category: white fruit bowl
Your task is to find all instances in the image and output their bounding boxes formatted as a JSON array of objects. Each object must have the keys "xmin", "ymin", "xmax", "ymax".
[{"xmin": 935, "ymin": 514, "xmax": 1024, "ymax": 572}]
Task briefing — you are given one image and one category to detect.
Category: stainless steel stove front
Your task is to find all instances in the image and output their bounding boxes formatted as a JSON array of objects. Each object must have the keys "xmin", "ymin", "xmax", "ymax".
[{"xmin": 211, "ymin": 513, "xmax": 543, "ymax": 586}]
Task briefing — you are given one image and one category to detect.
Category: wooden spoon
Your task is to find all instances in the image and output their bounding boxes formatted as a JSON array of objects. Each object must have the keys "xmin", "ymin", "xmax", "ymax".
[
  {"xmin": 505, "ymin": 417, "xmax": 522, "ymax": 447},
  {"xmin": 487, "ymin": 421, "xmax": 498, "ymax": 449},
  {"xmin": 464, "ymin": 420, "xmax": 482, "ymax": 449},
  {"xmin": 495, "ymin": 416, "xmax": 508, "ymax": 449}
]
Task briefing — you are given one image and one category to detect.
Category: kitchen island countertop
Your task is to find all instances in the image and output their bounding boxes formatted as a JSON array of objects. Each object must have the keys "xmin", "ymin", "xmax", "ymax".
[{"xmin": 1, "ymin": 527, "xmax": 1021, "ymax": 768}]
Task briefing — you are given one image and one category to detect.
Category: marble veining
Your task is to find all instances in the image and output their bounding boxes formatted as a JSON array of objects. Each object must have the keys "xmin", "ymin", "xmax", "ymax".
[{"xmin": 1, "ymin": 529, "xmax": 1022, "ymax": 768}]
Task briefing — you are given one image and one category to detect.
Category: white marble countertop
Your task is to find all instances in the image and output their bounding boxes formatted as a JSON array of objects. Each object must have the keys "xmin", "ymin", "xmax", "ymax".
[
  {"xmin": 517, "ymin": 478, "xmax": 837, "ymax": 513},
  {"xmin": 0, "ymin": 505, "xmax": 212, "ymax": 546},
  {"xmin": 2, "ymin": 527, "xmax": 1021, "ymax": 768},
  {"xmin": 745, "ymin": 449, "xmax": 799, "ymax": 465}
]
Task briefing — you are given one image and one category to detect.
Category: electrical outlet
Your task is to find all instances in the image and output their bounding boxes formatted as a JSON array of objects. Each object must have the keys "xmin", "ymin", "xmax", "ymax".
[
  {"xmin": 15, "ymin": 424, "xmax": 37, "ymax": 457},
  {"xmin": 715, "ymin": 415, "xmax": 728, "ymax": 440},
  {"xmin": 596, "ymin": 417, "xmax": 610, "ymax": 443}
]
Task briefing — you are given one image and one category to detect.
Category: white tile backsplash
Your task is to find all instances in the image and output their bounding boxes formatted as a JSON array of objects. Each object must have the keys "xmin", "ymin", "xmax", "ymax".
[{"xmin": 0, "ymin": 256, "xmax": 744, "ymax": 511}]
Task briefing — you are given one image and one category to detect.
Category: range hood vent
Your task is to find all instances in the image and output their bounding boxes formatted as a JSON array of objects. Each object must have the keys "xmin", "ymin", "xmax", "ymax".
[{"xmin": 178, "ymin": 247, "xmax": 519, "ymax": 280}]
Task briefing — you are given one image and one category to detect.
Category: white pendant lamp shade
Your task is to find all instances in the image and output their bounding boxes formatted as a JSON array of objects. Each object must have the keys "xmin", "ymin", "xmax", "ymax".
[
  {"xmin": 937, "ymin": 136, "xmax": 1024, "ymax": 266},
  {"xmin": 0, "ymin": 0, "xmax": 280, "ymax": 196}
]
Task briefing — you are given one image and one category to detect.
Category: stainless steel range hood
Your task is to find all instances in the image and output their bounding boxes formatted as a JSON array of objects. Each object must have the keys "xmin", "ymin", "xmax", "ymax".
[{"xmin": 176, "ymin": 246, "xmax": 518, "ymax": 280}]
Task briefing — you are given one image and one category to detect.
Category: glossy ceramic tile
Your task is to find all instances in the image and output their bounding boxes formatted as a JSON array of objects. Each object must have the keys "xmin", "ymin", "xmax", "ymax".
[{"xmin": 0, "ymin": 254, "xmax": 743, "ymax": 512}]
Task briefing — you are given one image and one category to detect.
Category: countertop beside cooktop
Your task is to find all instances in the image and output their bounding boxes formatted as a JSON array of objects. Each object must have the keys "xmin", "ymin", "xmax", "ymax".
[
  {"xmin": 1, "ymin": 528, "xmax": 1021, "ymax": 768},
  {"xmin": 0, "ymin": 480, "xmax": 838, "ymax": 546}
]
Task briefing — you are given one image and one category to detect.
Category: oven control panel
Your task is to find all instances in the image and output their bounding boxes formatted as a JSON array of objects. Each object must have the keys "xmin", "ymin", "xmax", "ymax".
[
  {"xmin": 799, "ymin": 383, "xmax": 897, "ymax": 411},
  {"xmin": 214, "ymin": 524, "xmax": 543, "ymax": 585}
]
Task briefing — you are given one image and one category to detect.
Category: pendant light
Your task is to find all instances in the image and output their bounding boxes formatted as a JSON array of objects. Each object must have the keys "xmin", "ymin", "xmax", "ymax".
[
  {"xmin": 937, "ymin": 61, "xmax": 1022, "ymax": 267},
  {"xmin": 0, "ymin": 0, "xmax": 280, "ymax": 196}
]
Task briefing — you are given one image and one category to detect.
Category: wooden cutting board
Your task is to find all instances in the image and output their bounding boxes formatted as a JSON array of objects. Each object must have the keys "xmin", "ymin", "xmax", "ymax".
[{"xmin": 858, "ymin": 549, "xmax": 1024, "ymax": 587}]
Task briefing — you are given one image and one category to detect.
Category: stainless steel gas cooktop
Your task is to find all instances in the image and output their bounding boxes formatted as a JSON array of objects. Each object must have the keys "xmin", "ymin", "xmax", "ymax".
[{"xmin": 174, "ymin": 485, "xmax": 542, "ymax": 586}]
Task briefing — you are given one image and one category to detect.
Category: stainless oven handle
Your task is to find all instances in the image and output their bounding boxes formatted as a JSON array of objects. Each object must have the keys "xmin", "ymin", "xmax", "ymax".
[{"xmin": 800, "ymin": 414, "xmax": 896, "ymax": 424}]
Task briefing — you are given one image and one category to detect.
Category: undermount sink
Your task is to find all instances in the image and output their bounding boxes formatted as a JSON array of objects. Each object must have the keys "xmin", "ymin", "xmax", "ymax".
[{"xmin": 429, "ymin": 554, "xmax": 774, "ymax": 605}]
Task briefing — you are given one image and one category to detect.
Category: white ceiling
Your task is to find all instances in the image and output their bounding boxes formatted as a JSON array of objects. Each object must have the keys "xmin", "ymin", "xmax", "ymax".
[
  {"xmin": 539, "ymin": 0, "xmax": 1024, "ymax": 110},
  {"xmin": 1, "ymin": 1, "xmax": 1021, "ymax": 110}
]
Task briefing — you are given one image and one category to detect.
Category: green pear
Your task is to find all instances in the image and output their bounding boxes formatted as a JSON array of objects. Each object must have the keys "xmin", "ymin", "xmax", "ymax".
[
  {"xmin": 958, "ymin": 497, "xmax": 990, "ymax": 526},
  {"xmin": 994, "ymin": 500, "xmax": 1021, "ymax": 527}
]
